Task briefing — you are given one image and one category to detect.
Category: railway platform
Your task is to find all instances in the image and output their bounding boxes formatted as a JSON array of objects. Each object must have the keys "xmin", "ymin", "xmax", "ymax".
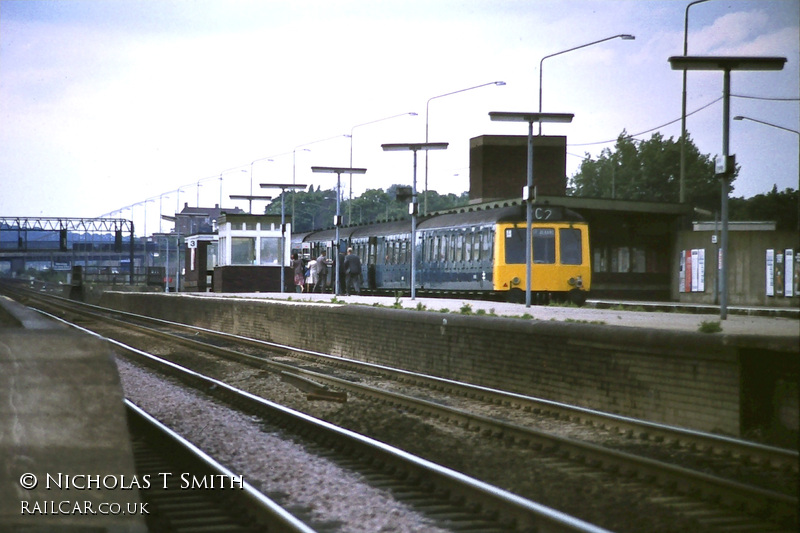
[
  {"xmin": 192, "ymin": 291, "xmax": 799, "ymax": 338},
  {"xmin": 0, "ymin": 295, "xmax": 146, "ymax": 532}
]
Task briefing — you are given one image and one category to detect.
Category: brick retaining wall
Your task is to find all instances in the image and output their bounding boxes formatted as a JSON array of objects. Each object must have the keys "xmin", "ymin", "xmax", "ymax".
[{"xmin": 99, "ymin": 292, "xmax": 798, "ymax": 441}]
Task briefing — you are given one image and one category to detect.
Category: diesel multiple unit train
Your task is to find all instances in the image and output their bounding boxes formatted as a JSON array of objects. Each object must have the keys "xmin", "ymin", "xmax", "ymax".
[{"xmin": 293, "ymin": 203, "xmax": 591, "ymax": 304}]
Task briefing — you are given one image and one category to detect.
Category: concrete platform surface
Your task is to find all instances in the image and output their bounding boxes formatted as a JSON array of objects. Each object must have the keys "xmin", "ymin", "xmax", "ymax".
[{"xmin": 187, "ymin": 292, "xmax": 799, "ymax": 338}]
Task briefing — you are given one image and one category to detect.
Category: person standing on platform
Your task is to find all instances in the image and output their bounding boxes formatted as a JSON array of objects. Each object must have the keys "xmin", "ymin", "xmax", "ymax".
[
  {"xmin": 313, "ymin": 250, "xmax": 330, "ymax": 293},
  {"xmin": 343, "ymin": 247, "xmax": 362, "ymax": 295},
  {"xmin": 291, "ymin": 252, "xmax": 305, "ymax": 293}
]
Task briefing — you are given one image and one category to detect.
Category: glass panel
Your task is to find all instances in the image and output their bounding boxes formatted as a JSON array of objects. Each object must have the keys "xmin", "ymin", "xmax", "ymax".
[
  {"xmin": 533, "ymin": 228, "xmax": 555, "ymax": 264},
  {"xmin": 245, "ymin": 222, "xmax": 257, "ymax": 231},
  {"xmin": 559, "ymin": 228, "xmax": 582, "ymax": 265},
  {"xmin": 259, "ymin": 237, "xmax": 281, "ymax": 265},
  {"xmin": 231, "ymin": 237, "xmax": 255, "ymax": 264},
  {"xmin": 464, "ymin": 233, "xmax": 472, "ymax": 262},
  {"xmin": 504, "ymin": 228, "xmax": 526, "ymax": 264}
]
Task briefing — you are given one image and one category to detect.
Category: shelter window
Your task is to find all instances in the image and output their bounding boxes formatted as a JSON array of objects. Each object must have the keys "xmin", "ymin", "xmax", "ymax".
[
  {"xmin": 231, "ymin": 237, "xmax": 255, "ymax": 265},
  {"xmin": 259, "ymin": 237, "xmax": 280, "ymax": 265}
]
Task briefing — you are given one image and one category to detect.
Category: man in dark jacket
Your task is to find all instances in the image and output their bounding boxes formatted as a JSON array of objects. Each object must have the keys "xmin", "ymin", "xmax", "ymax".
[{"xmin": 343, "ymin": 247, "xmax": 362, "ymax": 295}]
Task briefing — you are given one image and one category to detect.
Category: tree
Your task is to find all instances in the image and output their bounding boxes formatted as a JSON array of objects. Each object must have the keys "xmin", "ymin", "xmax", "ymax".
[
  {"xmin": 569, "ymin": 131, "xmax": 729, "ymax": 211},
  {"xmin": 730, "ymin": 185, "xmax": 799, "ymax": 231}
]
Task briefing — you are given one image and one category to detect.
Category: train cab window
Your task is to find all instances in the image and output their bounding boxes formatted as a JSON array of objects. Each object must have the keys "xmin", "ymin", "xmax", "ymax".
[
  {"xmin": 505, "ymin": 228, "xmax": 526, "ymax": 264},
  {"xmin": 559, "ymin": 228, "xmax": 582, "ymax": 265},
  {"xmin": 533, "ymin": 228, "xmax": 555, "ymax": 264}
]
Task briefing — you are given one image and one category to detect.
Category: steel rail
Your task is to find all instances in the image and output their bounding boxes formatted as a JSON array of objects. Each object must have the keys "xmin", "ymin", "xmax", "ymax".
[
  {"xmin": 40, "ymin": 307, "xmax": 612, "ymax": 533},
  {"xmin": 21, "ymin": 292, "xmax": 798, "ymax": 529},
  {"xmin": 15, "ymin": 285, "xmax": 795, "ymax": 474}
]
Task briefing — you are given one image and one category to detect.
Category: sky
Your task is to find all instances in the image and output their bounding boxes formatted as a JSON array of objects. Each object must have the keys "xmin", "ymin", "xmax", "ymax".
[{"xmin": 1, "ymin": 0, "xmax": 798, "ymax": 235}]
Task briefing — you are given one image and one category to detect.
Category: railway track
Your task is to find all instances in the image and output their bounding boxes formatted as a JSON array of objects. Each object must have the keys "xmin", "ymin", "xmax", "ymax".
[
  {"xmin": 4, "ymin": 284, "xmax": 798, "ymax": 532},
  {"xmin": 76, "ymin": 311, "xmax": 609, "ymax": 532},
  {"xmin": 126, "ymin": 399, "xmax": 315, "ymax": 532}
]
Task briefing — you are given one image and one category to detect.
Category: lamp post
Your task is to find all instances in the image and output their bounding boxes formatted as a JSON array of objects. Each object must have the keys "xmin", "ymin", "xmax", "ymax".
[
  {"xmin": 260, "ymin": 183, "xmax": 306, "ymax": 292},
  {"xmin": 680, "ymin": 0, "xmax": 713, "ymax": 204},
  {"xmin": 175, "ymin": 187, "xmax": 184, "ymax": 292},
  {"xmin": 381, "ymin": 143, "xmax": 448, "ymax": 300},
  {"xmin": 310, "ymin": 167, "xmax": 367, "ymax": 296},
  {"xmin": 538, "ymin": 34, "xmax": 633, "ymax": 135},
  {"xmin": 142, "ymin": 198, "xmax": 154, "ymax": 267},
  {"xmin": 489, "ymin": 111, "xmax": 575, "ymax": 308},
  {"xmin": 293, "ymin": 135, "xmax": 350, "ymax": 222},
  {"xmin": 424, "ymin": 82, "xmax": 505, "ymax": 215},
  {"xmin": 349, "ymin": 112, "xmax": 417, "ymax": 223},
  {"xmin": 218, "ymin": 168, "xmax": 247, "ymax": 208},
  {"xmin": 669, "ymin": 55, "xmax": 786, "ymax": 320},
  {"xmin": 734, "ymin": 115, "xmax": 800, "ymax": 233}
]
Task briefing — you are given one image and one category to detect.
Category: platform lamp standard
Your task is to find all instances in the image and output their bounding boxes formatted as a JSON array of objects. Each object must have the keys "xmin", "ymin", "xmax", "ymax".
[
  {"xmin": 733, "ymin": 115, "xmax": 800, "ymax": 233},
  {"xmin": 381, "ymin": 143, "xmax": 448, "ymax": 300},
  {"xmin": 260, "ymin": 183, "xmax": 305, "ymax": 293},
  {"xmin": 349, "ymin": 112, "xmax": 417, "ymax": 223},
  {"xmin": 669, "ymin": 55, "xmax": 786, "ymax": 320},
  {"xmin": 310, "ymin": 167, "xmax": 367, "ymax": 296},
  {"xmin": 489, "ymin": 112, "xmax": 574, "ymax": 308},
  {"xmin": 424, "ymin": 82, "xmax": 505, "ymax": 216},
  {"xmin": 538, "ymin": 34, "xmax": 633, "ymax": 135}
]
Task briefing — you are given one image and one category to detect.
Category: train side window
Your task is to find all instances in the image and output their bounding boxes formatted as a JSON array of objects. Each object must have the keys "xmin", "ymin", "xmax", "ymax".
[
  {"xmin": 464, "ymin": 232, "xmax": 473, "ymax": 262},
  {"xmin": 454, "ymin": 233, "xmax": 463, "ymax": 263},
  {"xmin": 473, "ymin": 231, "xmax": 482, "ymax": 262},
  {"xmin": 559, "ymin": 228, "xmax": 582, "ymax": 265},
  {"xmin": 533, "ymin": 228, "xmax": 555, "ymax": 264},
  {"xmin": 504, "ymin": 228, "xmax": 526, "ymax": 264},
  {"xmin": 484, "ymin": 228, "xmax": 493, "ymax": 262}
]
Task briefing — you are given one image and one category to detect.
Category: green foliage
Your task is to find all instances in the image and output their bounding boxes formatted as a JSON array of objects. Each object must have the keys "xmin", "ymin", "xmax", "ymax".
[
  {"xmin": 459, "ymin": 302, "xmax": 473, "ymax": 315},
  {"xmin": 729, "ymin": 185, "xmax": 798, "ymax": 231},
  {"xmin": 263, "ymin": 184, "xmax": 469, "ymax": 232},
  {"xmin": 569, "ymin": 131, "xmax": 724, "ymax": 211},
  {"xmin": 698, "ymin": 320, "xmax": 723, "ymax": 333}
]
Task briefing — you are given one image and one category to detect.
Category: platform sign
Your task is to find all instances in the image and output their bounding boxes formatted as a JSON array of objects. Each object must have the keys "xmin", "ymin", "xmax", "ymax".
[
  {"xmin": 785, "ymin": 249, "xmax": 794, "ymax": 297},
  {"xmin": 52, "ymin": 260, "xmax": 71, "ymax": 271}
]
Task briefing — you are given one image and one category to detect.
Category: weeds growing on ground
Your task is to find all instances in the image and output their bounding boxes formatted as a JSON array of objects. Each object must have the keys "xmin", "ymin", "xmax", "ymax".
[{"xmin": 698, "ymin": 320, "xmax": 723, "ymax": 333}]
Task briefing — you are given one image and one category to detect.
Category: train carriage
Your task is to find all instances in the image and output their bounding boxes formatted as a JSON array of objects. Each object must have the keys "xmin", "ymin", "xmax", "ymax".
[{"xmin": 293, "ymin": 203, "xmax": 591, "ymax": 304}]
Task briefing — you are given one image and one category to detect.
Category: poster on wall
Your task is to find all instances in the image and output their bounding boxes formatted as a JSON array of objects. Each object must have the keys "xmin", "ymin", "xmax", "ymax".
[
  {"xmin": 766, "ymin": 249, "xmax": 775, "ymax": 296},
  {"xmin": 679, "ymin": 249, "xmax": 705, "ymax": 293},
  {"xmin": 786, "ymin": 249, "xmax": 794, "ymax": 297},
  {"xmin": 697, "ymin": 249, "xmax": 705, "ymax": 292},
  {"xmin": 775, "ymin": 252, "xmax": 784, "ymax": 296},
  {"xmin": 795, "ymin": 252, "xmax": 800, "ymax": 297}
]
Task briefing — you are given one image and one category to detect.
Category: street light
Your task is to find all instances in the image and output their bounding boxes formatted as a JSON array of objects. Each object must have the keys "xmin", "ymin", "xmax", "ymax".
[
  {"xmin": 733, "ymin": 115, "xmax": 800, "ymax": 135},
  {"xmin": 669, "ymin": 55, "xmax": 786, "ymax": 320},
  {"xmin": 218, "ymin": 168, "xmax": 247, "ymax": 208},
  {"xmin": 310, "ymin": 167, "xmax": 367, "ymax": 296},
  {"xmin": 424, "ymin": 81, "xmax": 505, "ymax": 215},
  {"xmin": 349, "ymin": 112, "xmax": 417, "ymax": 223},
  {"xmin": 260, "ymin": 183, "xmax": 307, "ymax": 293},
  {"xmin": 680, "ymin": 0, "xmax": 714, "ymax": 204},
  {"xmin": 293, "ymin": 135, "xmax": 350, "ymax": 221},
  {"xmin": 489, "ymin": 111, "xmax": 575, "ymax": 308},
  {"xmin": 734, "ymin": 115, "xmax": 800, "ymax": 233},
  {"xmin": 538, "ymin": 34, "xmax": 633, "ymax": 135},
  {"xmin": 381, "ymin": 143, "xmax": 448, "ymax": 300}
]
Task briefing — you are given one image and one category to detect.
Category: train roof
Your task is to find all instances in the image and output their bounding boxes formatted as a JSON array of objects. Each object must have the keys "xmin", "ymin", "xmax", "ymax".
[{"xmin": 294, "ymin": 203, "xmax": 584, "ymax": 243}]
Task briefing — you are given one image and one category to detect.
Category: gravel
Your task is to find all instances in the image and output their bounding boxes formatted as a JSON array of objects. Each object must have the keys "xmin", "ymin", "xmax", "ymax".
[{"xmin": 115, "ymin": 358, "xmax": 450, "ymax": 533}]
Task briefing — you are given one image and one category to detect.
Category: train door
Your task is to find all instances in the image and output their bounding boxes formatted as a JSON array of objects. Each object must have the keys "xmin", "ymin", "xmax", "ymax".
[{"xmin": 367, "ymin": 236, "xmax": 378, "ymax": 289}]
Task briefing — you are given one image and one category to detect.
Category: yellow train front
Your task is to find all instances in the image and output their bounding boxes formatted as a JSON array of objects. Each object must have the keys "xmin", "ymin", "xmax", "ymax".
[{"xmin": 296, "ymin": 204, "xmax": 591, "ymax": 304}]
